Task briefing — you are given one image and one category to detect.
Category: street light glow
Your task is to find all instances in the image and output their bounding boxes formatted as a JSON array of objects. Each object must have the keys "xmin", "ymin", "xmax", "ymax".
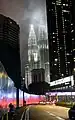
[{"xmin": 74, "ymin": 68, "xmax": 75, "ymax": 71}]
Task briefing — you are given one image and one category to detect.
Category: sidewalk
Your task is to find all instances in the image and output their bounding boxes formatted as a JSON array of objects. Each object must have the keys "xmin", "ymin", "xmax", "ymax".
[
  {"xmin": 1, "ymin": 106, "xmax": 26, "ymax": 120},
  {"xmin": 11, "ymin": 106, "xmax": 27, "ymax": 120}
]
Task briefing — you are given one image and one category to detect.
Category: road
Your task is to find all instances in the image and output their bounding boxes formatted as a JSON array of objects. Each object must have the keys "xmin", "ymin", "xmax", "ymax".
[{"xmin": 23, "ymin": 105, "xmax": 69, "ymax": 120}]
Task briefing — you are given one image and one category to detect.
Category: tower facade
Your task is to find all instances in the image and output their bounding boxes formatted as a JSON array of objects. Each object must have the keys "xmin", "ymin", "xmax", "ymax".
[
  {"xmin": 46, "ymin": 0, "xmax": 75, "ymax": 82},
  {"xmin": 38, "ymin": 17, "xmax": 50, "ymax": 83},
  {"xmin": 0, "ymin": 14, "xmax": 21, "ymax": 88},
  {"xmin": 26, "ymin": 22, "xmax": 50, "ymax": 88},
  {"xmin": 28, "ymin": 24, "xmax": 39, "ymax": 70}
]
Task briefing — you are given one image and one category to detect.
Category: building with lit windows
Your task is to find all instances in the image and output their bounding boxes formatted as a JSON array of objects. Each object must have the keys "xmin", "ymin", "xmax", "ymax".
[
  {"xmin": 38, "ymin": 17, "xmax": 50, "ymax": 83},
  {"xmin": 0, "ymin": 14, "xmax": 21, "ymax": 89},
  {"xmin": 38, "ymin": 24, "xmax": 49, "ymax": 68},
  {"xmin": 0, "ymin": 14, "xmax": 20, "ymax": 50},
  {"xmin": 46, "ymin": 0, "xmax": 75, "ymax": 84}
]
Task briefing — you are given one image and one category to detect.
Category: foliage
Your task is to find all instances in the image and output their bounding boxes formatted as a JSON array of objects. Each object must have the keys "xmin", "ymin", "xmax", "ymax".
[{"xmin": 55, "ymin": 102, "xmax": 75, "ymax": 108}]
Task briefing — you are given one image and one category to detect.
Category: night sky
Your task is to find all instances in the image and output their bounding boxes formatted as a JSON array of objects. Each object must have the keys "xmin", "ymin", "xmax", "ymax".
[{"xmin": 0, "ymin": 0, "xmax": 47, "ymax": 76}]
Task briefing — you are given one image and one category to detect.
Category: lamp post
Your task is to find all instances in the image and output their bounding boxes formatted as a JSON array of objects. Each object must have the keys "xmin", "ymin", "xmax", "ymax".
[{"xmin": 23, "ymin": 78, "xmax": 25, "ymax": 106}]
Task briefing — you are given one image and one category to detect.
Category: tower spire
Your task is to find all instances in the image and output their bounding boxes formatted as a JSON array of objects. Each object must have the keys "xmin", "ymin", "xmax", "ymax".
[
  {"xmin": 28, "ymin": 24, "xmax": 37, "ymax": 47},
  {"xmin": 28, "ymin": 24, "xmax": 39, "ymax": 70}
]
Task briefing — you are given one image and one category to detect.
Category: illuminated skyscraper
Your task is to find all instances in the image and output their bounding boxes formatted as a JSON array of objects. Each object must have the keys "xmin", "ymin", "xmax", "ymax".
[
  {"xmin": 0, "ymin": 14, "xmax": 21, "ymax": 88},
  {"xmin": 38, "ymin": 25, "xmax": 48, "ymax": 68},
  {"xmin": 38, "ymin": 16, "xmax": 50, "ymax": 83},
  {"xmin": 46, "ymin": 0, "xmax": 75, "ymax": 82},
  {"xmin": 28, "ymin": 24, "xmax": 39, "ymax": 70},
  {"xmin": 27, "ymin": 22, "xmax": 50, "ymax": 87}
]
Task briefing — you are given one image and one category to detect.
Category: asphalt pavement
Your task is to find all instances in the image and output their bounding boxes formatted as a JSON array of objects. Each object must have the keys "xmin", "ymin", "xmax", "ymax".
[{"xmin": 22, "ymin": 105, "xmax": 69, "ymax": 120}]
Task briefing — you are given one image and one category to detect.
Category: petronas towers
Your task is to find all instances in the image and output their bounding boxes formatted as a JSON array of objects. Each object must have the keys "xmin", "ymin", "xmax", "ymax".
[{"xmin": 25, "ymin": 20, "xmax": 50, "ymax": 88}]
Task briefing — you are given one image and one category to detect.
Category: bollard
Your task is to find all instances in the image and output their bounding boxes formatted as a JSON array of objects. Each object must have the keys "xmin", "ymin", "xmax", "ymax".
[
  {"xmin": 1, "ymin": 116, "xmax": 4, "ymax": 120},
  {"xmin": 6, "ymin": 113, "xmax": 8, "ymax": 120}
]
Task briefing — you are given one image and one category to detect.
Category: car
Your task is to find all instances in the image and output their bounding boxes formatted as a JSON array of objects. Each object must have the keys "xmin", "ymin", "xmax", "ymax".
[
  {"xmin": 68, "ymin": 105, "xmax": 75, "ymax": 119},
  {"xmin": 39, "ymin": 101, "xmax": 46, "ymax": 105}
]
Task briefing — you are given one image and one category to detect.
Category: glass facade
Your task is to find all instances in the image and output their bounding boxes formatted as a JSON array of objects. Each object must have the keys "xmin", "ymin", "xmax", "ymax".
[
  {"xmin": 0, "ymin": 14, "xmax": 21, "ymax": 89},
  {"xmin": 24, "ymin": 93, "xmax": 45, "ymax": 105},
  {"xmin": 0, "ymin": 74, "xmax": 16, "ymax": 109},
  {"xmin": 0, "ymin": 62, "xmax": 45, "ymax": 112}
]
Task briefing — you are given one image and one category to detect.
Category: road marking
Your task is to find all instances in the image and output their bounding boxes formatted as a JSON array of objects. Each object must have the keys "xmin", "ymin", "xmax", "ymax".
[
  {"xmin": 25, "ymin": 108, "xmax": 30, "ymax": 120},
  {"xmin": 49, "ymin": 113, "xmax": 56, "ymax": 117},
  {"xmin": 45, "ymin": 111, "xmax": 65, "ymax": 120},
  {"xmin": 56, "ymin": 116, "xmax": 65, "ymax": 120},
  {"xmin": 46, "ymin": 111, "xmax": 56, "ymax": 117},
  {"xmin": 20, "ymin": 111, "xmax": 25, "ymax": 120}
]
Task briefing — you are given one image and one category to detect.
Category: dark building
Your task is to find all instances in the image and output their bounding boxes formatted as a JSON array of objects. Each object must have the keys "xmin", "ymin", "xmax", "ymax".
[
  {"xmin": 31, "ymin": 68, "xmax": 45, "ymax": 83},
  {"xmin": 28, "ymin": 68, "xmax": 50, "ymax": 94},
  {"xmin": 46, "ymin": 0, "xmax": 75, "ymax": 82},
  {"xmin": 0, "ymin": 14, "xmax": 21, "ymax": 88}
]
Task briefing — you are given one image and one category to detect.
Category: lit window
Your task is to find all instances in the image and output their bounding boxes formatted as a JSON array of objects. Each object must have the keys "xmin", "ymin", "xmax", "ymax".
[
  {"xmin": 72, "ymin": 38, "xmax": 74, "ymax": 41},
  {"xmin": 71, "ymin": 30, "xmax": 74, "ymax": 33},
  {"xmin": 34, "ymin": 53, "xmax": 38, "ymax": 62},
  {"xmin": 47, "ymin": 45, "xmax": 48, "ymax": 49},
  {"xmin": 53, "ymin": 36, "xmax": 55, "ymax": 38},
  {"xmin": 67, "ymin": 62, "xmax": 70, "ymax": 64},
  {"xmin": 63, "ymin": 4, "xmax": 65, "ymax": 6},
  {"xmin": 54, "ymin": 51, "xmax": 56, "ymax": 52},
  {"xmin": 66, "ymin": 53, "xmax": 69, "ymax": 55},
  {"xmin": 54, "ymin": 64, "xmax": 57, "ymax": 66},
  {"xmin": 28, "ymin": 55, "xmax": 31, "ymax": 61},
  {"xmin": 66, "ymin": 4, "xmax": 68, "ymax": 6},
  {"xmin": 62, "ymin": 10, "xmax": 70, "ymax": 13},
  {"xmin": 55, "ymin": 59, "xmax": 58, "ymax": 62},
  {"xmin": 60, "ymin": 47, "xmax": 62, "ymax": 50},
  {"xmin": 53, "ymin": 40, "xmax": 55, "ymax": 42},
  {"xmin": 10, "ymin": 21, "xmax": 12, "ymax": 24},
  {"xmin": 61, "ymin": 74, "xmax": 64, "ymax": 77},
  {"xmin": 52, "ymin": 2, "xmax": 55, "ymax": 5}
]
